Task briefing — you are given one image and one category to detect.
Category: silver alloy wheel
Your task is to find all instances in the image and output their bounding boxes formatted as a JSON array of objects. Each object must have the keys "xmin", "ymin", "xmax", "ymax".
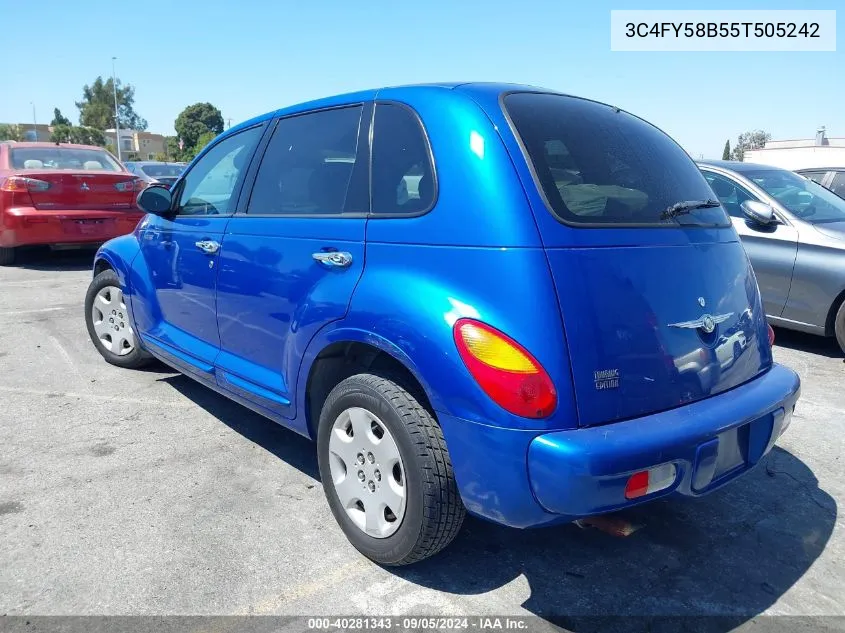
[
  {"xmin": 91, "ymin": 286, "xmax": 135, "ymax": 356},
  {"xmin": 328, "ymin": 407, "xmax": 407, "ymax": 538}
]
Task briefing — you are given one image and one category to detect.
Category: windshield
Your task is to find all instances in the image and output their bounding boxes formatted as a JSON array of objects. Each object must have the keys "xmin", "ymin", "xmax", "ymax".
[
  {"xmin": 139, "ymin": 163, "xmax": 185, "ymax": 178},
  {"xmin": 504, "ymin": 93, "xmax": 729, "ymax": 227},
  {"xmin": 744, "ymin": 169, "xmax": 845, "ymax": 224},
  {"xmin": 10, "ymin": 147, "xmax": 122, "ymax": 172}
]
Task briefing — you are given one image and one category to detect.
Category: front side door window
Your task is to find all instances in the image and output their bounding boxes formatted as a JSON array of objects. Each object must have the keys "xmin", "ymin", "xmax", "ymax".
[{"xmin": 174, "ymin": 127, "xmax": 263, "ymax": 216}]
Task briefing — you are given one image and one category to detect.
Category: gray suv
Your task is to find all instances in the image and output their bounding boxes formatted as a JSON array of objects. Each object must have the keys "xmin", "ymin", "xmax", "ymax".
[{"xmin": 699, "ymin": 160, "xmax": 845, "ymax": 353}]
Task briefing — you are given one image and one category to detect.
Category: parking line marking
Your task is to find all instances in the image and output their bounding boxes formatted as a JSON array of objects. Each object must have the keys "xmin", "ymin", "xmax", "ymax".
[
  {"xmin": 49, "ymin": 335, "xmax": 90, "ymax": 394},
  {"xmin": 244, "ymin": 558, "xmax": 371, "ymax": 614},
  {"xmin": 0, "ymin": 385, "xmax": 197, "ymax": 409},
  {"xmin": 0, "ymin": 306, "xmax": 69, "ymax": 316}
]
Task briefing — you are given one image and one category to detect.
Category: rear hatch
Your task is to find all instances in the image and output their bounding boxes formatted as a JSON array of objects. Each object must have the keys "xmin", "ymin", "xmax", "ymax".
[
  {"xmin": 8, "ymin": 146, "xmax": 138, "ymax": 211},
  {"xmin": 503, "ymin": 92, "xmax": 773, "ymax": 427}
]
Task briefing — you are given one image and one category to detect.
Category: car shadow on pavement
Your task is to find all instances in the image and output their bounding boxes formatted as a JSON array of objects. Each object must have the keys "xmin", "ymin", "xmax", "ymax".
[
  {"xmin": 157, "ymin": 374, "xmax": 835, "ymax": 631},
  {"xmin": 159, "ymin": 374, "xmax": 319, "ymax": 480},
  {"xmin": 11, "ymin": 247, "xmax": 97, "ymax": 272},
  {"xmin": 393, "ymin": 446, "xmax": 836, "ymax": 632},
  {"xmin": 773, "ymin": 326, "xmax": 843, "ymax": 360}
]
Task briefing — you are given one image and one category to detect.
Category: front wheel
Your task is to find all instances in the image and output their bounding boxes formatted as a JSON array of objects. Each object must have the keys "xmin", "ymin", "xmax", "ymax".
[
  {"xmin": 317, "ymin": 372, "xmax": 465, "ymax": 565},
  {"xmin": 835, "ymin": 301, "xmax": 845, "ymax": 355},
  {"xmin": 84, "ymin": 269, "xmax": 153, "ymax": 369}
]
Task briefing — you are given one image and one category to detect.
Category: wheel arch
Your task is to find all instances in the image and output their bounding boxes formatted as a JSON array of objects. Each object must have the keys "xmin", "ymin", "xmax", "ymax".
[
  {"xmin": 824, "ymin": 286, "xmax": 845, "ymax": 337},
  {"xmin": 298, "ymin": 329, "xmax": 437, "ymax": 441}
]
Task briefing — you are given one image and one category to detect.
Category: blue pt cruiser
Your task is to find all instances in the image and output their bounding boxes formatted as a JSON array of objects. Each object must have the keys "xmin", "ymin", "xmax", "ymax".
[{"xmin": 84, "ymin": 83, "xmax": 801, "ymax": 565}]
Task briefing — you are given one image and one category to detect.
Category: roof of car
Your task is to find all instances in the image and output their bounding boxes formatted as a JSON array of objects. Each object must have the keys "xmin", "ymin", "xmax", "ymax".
[
  {"xmin": 2, "ymin": 141, "xmax": 108, "ymax": 152},
  {"xmin": 796, "ymin": 167, "xmax": 845, "ymax": 172},
  {"xmin": 697, "ymin": 159, "xmax": 784, "ymax": 172},
  {"xmin": 227, "ymin": 82, "xmax": 560, "ymax": 135},
  {"xmin": 125, "ymin": 160, "xmax": 186, "ymax": 166}
]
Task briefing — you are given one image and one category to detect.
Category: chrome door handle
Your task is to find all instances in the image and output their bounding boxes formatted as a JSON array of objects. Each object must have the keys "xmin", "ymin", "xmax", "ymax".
[
  {"xmin": 195, "ymin": 240, "xmax": 220, "ymax": 255},
  {"xmin": 312, "ymin": 251, "xmax": 353, "ymax": 268}
]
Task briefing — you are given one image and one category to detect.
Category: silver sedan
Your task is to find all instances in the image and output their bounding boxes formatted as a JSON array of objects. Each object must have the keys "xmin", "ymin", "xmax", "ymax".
[{"xmin": 699, "ymin": 160, "xmax": 845, "ymax": 353}]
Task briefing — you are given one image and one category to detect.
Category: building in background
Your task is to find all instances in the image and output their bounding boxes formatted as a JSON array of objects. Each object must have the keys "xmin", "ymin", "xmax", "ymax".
[
  {"xmin": 744, "ymin": 127, "xmax": 845, "ymax": 170},
  {"xmin": 103, "ymin": 129, "xmax": 167, "ymax": 161},
  {"xmin": 1, "ymin": 124, "xmax": 168, "ymax": 161}
]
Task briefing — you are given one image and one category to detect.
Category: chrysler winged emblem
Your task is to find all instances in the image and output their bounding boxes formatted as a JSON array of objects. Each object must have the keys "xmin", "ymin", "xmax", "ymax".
[
  {"xmin": 669, "ymin": 312, "xmax": 733, "ymax": 334},
  {"xmin": 80, "ymin": 182, "xmax": 90, "ymax": 191}
]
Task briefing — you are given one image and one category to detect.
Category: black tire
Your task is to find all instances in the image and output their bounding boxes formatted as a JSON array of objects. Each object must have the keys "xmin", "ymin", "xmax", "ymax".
[
  {"xmin": 317, "ymin": 372, "xmax": 465, "ymax": 565},
  {"xmin": 0, "ymin": 247, "xmax": 15, "ymax": 266},
  {"xmin": 835, "ymin": 301, "xmax": 845, "ymax": 355},
  {"xmin": 84, "ymin": 269, "xmax": 154, "ymax": 369}
]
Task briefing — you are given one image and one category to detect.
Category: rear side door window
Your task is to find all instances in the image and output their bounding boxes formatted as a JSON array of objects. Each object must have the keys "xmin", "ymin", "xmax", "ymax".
[
  {"xmin": 173, "ymin": 126, "xmax": 263, "ymax": 216},
  {"xmin": 800, "ymin": 170, "xmax": 830, "ymax": 187},
  {"xmin": 830, "ymin": 172, "xmax": 845, "ymax": 198},
  {"xmin": 246, "ymin": 106, "xmax": 366, "ymax": 215},
  {"xmin": 371, "ymin": 103, "xmax": 436, "ymax": 215}
]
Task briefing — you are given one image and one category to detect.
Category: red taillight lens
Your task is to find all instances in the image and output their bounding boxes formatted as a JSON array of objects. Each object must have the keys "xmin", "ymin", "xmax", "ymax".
[
  {"xmin": 453, "ymin": 318, "xmax": 556, "ymax": 418},
  {"xmin": 115, "ymin": 178, "xmax": 145, "ymax": 193},
  {"xmin": 1, "ymin": 176, "xmax": 50, "ymax": 192},
  {"xmin": 767, "ymin": 324, "xmax": 775, "ymax": 346}
]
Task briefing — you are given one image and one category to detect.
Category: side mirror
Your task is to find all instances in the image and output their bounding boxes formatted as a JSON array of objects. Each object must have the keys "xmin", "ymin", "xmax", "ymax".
[
  {"xmin": 137, "ymin": 185, "xmax": 173, "ymax": 216},
  {"xmin": 741, "ymin": 200, "xmax": 776, "ymax": 225}
]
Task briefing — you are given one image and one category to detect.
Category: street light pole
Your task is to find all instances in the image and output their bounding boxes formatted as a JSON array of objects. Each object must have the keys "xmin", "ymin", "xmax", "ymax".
[
  {"xmin": 111, "ymin": 56, "xmax": 121, "ymax": 161},
  {"xmin": 30, "ymin": 103, "xmax": 37, "ymax": 141}
]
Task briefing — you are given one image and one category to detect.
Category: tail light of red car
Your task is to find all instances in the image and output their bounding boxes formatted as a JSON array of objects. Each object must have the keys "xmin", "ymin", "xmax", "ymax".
[
  {"xmin": 0, "ymin": 176, "xmax": 51, "ymax": 207},
  {"xmin": 114, "ymin": 178, "xmax": 145, "ymax": 193},
  {"xmin": 453, "ymin": 318, "xmax": 557, "ymax": 418},
  {"xmin": 1, "ymin": 176, "xmax": 51, "ymax": 193}
]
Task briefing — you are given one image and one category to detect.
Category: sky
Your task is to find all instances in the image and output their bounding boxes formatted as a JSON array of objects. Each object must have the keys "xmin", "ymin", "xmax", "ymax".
[{"xmin": 1, "ymin": 0, "xmax": 841, "ymax": 159}]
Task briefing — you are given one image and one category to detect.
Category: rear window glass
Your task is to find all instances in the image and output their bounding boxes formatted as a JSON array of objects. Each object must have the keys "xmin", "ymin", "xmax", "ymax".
[
  {"xmin": 10, "ymin": 147, "xmax": 121, "ymax": 172},
  {"xmin": 504, "ymin": 93, "xmax": 729, "ymax": 227}
]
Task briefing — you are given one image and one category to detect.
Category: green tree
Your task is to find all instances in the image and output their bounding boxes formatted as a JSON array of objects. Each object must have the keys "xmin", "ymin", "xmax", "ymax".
[
  {"xmin": 722, "ymin": 139, "xmax": 731, "ymax": 160},
  {"xmin": 0, "ymin": 124, "xmax": 25, "ymax": 141},
  {"xmin": 51, "ymin": 108, "xmax": 72, "ymax": 126},
  {"xmin": 165, "ymin": 136, "xmax": 182, "ymax": 161},
  {"xmin": 731, "ymin": 130, "xmax": 770, "ymax": 162},
  {"xmin": 75, "ymin": 76, "xmax": 148, "ymax": 131},
  {"xmin": 51, "ymin": 125, "xmax": 106, "ymax": 146},
  {"xmin": 193, "ymin": 130, "xmax": 217, "ymax": 155},
  {"xmin": 175, "ymin": 103, "xmax": 223, "ymax": 154}
]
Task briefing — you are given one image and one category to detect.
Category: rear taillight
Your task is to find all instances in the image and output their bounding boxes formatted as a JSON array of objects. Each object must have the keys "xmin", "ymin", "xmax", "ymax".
[
  {"xmin": 453, "ymin": 318, "xmax": 556, "ymax": 418},
  {"xmin": 768, "ymin": 324, "xmax": 775, "ymax": 346},
  {"xmin": 114, "ymin": 178, "xmax": 145, "ymax": 193},
  {"xmin": 1, "ymin": 176, "xmax": 50, "ymax": 192}
]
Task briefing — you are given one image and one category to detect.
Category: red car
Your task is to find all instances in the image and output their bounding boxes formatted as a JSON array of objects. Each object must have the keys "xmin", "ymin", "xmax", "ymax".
[{"xmin": 0, "ymin": 142, "xmax": 146, "ymax": 265}]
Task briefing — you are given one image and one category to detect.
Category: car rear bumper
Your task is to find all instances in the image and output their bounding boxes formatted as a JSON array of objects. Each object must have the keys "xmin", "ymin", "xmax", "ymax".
[
  {"xmin": 438, "ymin": 363, "xmax": 800, "ymax": 528},
  {"xmin": 0, "ymin": 207, "xmax": 143, "ymax": 248}
]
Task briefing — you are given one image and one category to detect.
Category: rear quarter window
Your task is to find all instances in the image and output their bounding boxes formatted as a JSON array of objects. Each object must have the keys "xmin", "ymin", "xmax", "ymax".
[{"xmin": 504, "ymin": 93, "xmax": 729, "ymax": 227}]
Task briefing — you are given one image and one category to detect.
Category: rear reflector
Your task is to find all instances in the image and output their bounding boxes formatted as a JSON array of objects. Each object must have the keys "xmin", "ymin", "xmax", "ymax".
[
  {"xmin": 453, "ymin": 318, "xmax": 557, "ymax": 418},
  {"xmin": 624, "ymin": 463, "xmax": 677, "ymax": 499},
  {"xmin": 768, "ymin": 324, "xmax": 775, "ymax": 346},
  {"xmin": 1, "ymin": 176, "xmax": 50, "ymax": 192}
]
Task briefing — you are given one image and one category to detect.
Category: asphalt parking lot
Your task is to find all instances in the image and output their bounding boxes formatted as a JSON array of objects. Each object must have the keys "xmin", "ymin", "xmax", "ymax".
[{"xmin": 1, "ymin": 249, "xmax": 843, "ymax": 627}]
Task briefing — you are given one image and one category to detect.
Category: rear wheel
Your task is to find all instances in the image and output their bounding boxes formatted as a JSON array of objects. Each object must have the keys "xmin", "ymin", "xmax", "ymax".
[
  {"xmin": 84, "ymin": 269, "xmax": 153, "ymax": 369},
  {"xmin": 317, "ymin": 372, "xmax": 465, "ymax": 565},
  {"xmin": 834, "ymin": 301, "xmax": 845, "ymax": 355},
  {"xmin": 0, "ymin": 247, "xmax": 15, "ymax": 266}
]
